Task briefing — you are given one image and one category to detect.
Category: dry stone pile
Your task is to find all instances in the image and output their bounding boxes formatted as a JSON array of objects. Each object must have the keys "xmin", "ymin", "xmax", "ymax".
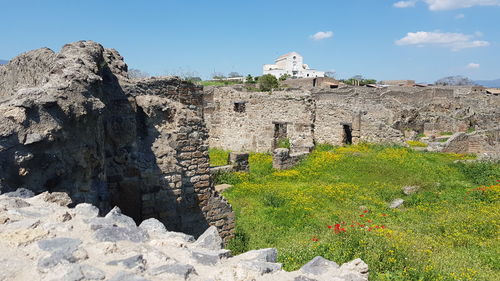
[{"xmin": 0, "ymin": 190, "xmax": 369, "ymax": 281}]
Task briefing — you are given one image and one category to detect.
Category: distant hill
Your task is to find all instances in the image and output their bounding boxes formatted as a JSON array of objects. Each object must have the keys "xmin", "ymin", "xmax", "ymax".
[
  {"xmin": 0, "ymin": 59, "xmax": 8, "ymax": 65},
  {"xmin": 475, "ymin": 79, "xmax": 500, "ymax": 88}
]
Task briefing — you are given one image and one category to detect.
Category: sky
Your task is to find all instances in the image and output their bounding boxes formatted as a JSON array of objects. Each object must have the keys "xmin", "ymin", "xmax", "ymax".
[{"xmin": 0, "ymin": 0, "xmax": 499, "ymax": 82}]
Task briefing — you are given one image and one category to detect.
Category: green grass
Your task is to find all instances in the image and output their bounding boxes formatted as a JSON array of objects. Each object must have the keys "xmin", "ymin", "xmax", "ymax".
[
  {"xmin": 216, "ymin": 144, "xmax": 500, "ymax": 281},
  {"xmin": 200, "ymin": 80, "xmax": 241, "ymax": 87},
  {"xmin": 440, "ymin": 132, "xmax": 454, "ymax": 136},
  {"xmin": 406, "ymin": 140, "xmax": 428, "ymax": 147},
  {"xmin": 208, "ymin": 148, "xmax": 229, "ymax": 167}
]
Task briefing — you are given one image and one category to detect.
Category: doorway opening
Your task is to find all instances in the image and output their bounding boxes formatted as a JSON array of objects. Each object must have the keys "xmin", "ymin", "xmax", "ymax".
[
  {"xmin": 341, "ymin": 124, "xmax": 353, "ymax": 145},
  {"xmin": 273, "ymin": 122, "xmax": 288, "ymax": 148}
]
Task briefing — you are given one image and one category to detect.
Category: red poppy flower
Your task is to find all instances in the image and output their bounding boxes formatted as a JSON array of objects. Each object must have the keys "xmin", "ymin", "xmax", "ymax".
[
  {"xmin": 360, "ymin": 224, "xmax": 365, "ymax": 228},
  {"xmin": 381, "ymin": 213, "xmax": 388, "ymax": 217},
  {"xmin": 367, "ymin": 219, "xmax": 373, "ymax": 223},
  {"xmin": 360, "ymin": 215, "xmax": 365, "ymax": 217},
  {"xmin": 363, "ymin": 210, "xmax": 369, "ymax": 213},
  {"xmin": 327, "ymin": 225, "xmax": 332, "ymax": 229},
  {"xmin": 350, "ymin": 224, "xmax": 355, "ymax": 227},
  {"xmin": 381, "ymin": 225, "xmax": 386, "ymax": 229}
]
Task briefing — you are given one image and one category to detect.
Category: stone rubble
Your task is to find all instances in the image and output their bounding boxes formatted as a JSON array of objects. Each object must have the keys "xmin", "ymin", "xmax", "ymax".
[{"xmin": 0, "ymin": 190, "xmax": 369, "ymax": 281}]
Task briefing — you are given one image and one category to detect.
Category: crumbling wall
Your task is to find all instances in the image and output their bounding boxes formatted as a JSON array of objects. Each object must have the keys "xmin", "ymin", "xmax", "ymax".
[
  {"xmin": 314, "ymin": 92, "xmax": 404, "ymax": 145},
  {"xmin": 204, "ymin": 87, "xmax": 315, "ymax": 153},
  {"xmin": 205, "ymin": 85, "xmax": 500, "ymax": 155},
  {"xmin": 0, "ymin": 41, "xmax": 234, "ymax": 240}
]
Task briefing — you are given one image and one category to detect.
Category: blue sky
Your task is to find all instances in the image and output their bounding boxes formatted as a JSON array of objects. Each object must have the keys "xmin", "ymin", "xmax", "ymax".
[{"xmin": 1, "ymin": 0, "xmax": 499, "ymax": 82}]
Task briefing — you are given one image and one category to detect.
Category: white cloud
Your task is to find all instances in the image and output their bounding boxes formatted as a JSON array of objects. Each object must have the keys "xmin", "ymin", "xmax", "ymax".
[
  {"xmin": 466, "ymin": 63, "xmax": 480, "ymax": 69},
  {"xmin": 393, "ymin": 0, "xmax": 500, "ymax": 10},
  {"xmin": 311, "ymin": 31, "xmax": 333, "ymax": 41},
  {"xmin": 395, "ymin": 31, "xmax": 490, "ymax": 51},
  {"xmin": 455, "ymin": 13, "xmax": 465, "ymax": 19},
  {"xmin": 425, "ymin": 0, "xmax": 500, "ymax": 11},
  {"xmin": 394, "ymin": 1, "xmax": 417, "ymax": 8}
]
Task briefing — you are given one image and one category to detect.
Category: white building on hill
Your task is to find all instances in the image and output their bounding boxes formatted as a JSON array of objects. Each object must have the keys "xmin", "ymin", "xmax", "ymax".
[{"xmin": 263, "ymin": 52, "xmax": 325, "ymax": 79}]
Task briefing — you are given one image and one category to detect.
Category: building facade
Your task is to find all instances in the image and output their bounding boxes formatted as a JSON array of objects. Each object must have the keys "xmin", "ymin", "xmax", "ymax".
[{"xmin": 263, "ymin": 52, "xmax": 325, "ymax": 79}]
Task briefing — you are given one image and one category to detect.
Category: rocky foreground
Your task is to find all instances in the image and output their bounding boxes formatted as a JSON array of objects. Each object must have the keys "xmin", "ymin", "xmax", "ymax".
[{"xmin": 0, "ymin": 190, "xmax": 368, "ymax": 281}]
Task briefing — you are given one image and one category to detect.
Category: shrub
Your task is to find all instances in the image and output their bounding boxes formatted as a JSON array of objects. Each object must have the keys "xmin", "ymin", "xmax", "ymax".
[
  {"xmin": 279, "ymin": 74, "xmax": 291, "ymax": 81},
  {"xmin": 277, "ymin": 138, "xmax": 291, "ymax": 149},
  {"xmin": 259, "ymin": 74, "xmax": 279, "ymax": 91}
]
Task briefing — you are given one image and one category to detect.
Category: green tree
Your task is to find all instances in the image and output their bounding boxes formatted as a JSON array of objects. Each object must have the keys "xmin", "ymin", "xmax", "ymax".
[
  {"xmin": 259, "ymin": 74, "xmax": 279, "ymax": 91},
  {"xmin": 245, "ymin": 74, "xmax": 255, "ymax": 84},
  {"xmin": 279, "ymin": 73, "xmax": 291, "ymax": 81}
]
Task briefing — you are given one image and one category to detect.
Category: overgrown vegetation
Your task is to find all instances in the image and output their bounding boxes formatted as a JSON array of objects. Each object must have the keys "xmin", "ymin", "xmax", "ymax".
[
  {"xmin": 208, "ymin": 148, "xmax": 229, "ymax": 167},
  {"xmin": 200, "ymin": 80, "xmax": 241, "ymax": 87},
  {"xmin": 406, "ymin": 140, "xmax": 428, "ymax": 147},
  {"xmin": 259, "ymin": 74, "xmax": 279, "ymax": 91},
  {"xmin": 277, "ymin": 138, "xmax": 291, "ymax": 149},
  {"xmin": 212, "ymin": 144, "xmax": 500, "ymax": 281}
]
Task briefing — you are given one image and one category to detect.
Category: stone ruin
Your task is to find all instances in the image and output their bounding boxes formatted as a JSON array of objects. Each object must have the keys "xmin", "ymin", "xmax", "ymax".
[
  {"xmin": 0, "ymin": 190, "xmax": 369, "ymax": 281},
  {"xmin": 204, "ymin": 85, "xmax": 500, "ymax": 158},
  {"xmin": 0, "ymin": 41, "xmax": 233, "ymax": 240}
]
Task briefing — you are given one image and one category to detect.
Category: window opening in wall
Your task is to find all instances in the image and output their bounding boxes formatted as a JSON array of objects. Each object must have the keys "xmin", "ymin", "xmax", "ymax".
[
  {"xmin": 233, "ymin": 102, "xmax": 246, "ymax": 113},
  {"xmin": 273, "ymin": 122, "xmax": 288, "ymax": 148},
  {"xmin": 313, "ymin": 78, "xmax": 317, "ymax": 87},
  {"xmin": 341, "ymin": 123, "xmax": 353, "ymax": 145}
]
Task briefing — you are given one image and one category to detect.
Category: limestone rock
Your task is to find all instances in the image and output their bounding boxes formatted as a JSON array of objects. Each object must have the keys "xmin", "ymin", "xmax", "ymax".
[
  {"xmin": 402, "ymin": 185, "xmax": 420, "ymax": 195},
  {"xmin": 3, "ymin": 188, "xmax": 35, "ymax": 198},
  {"xmin": 191, "ymin": 226, "xmax": 223, "ymax": 251},
  {"xmin": 300, "ymin": 256, "xmax": 339, "ymax": 275},
  {"xmin": 104, "ymin": 206, "xmax": 137, "ymax": 227},
  {"xmin": 74, "ymin": 203, "xmax": 100, "ymax": 218},
  {"xmin": 93, "ymin": 226, "xmax": 149, "ymax": 243},
  {"xmin": 139, "ymin": 218, "xmax": 168, "ymax": 235},
  {"xmin": 215, "ymin": 184, "xmax": 233, "ymax": 193},
  {"xmin": 389, "ymin": 198, "xmax": 404, "ymax": 209},
  {"xmin": 37, "ymin": 192, "xmax": 73, "ymax": 206}
]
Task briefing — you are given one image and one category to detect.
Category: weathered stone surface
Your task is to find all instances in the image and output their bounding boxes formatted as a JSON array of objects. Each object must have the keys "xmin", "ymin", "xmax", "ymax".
[
  {"xmin": 389, "ymin": 198, "xmax": 405, "ymax": 209},
  {"xmin": 191, "ymin": 225, "xmax": 223, "ymax": 251},
  {"xmin": 139, "ymin": 218, "xmax": 168, "ymax": 235},
  {"xmin": 0, "ymin": 41, "xmax": 235, "ymax": 241},
  {"xmin": 0, "ymin": 196, "xmax": 368, "ymax": 281},
  {"xmin": 94, "ymin": 226, "xmax": 149, "ymax": 243},
  {"xmin": 3, "ymin": 188, "xmax": 35, "ymax": 198},
  {"xmin": 205, "ymin": 86, "xmax": 500, "ymax": 157},
  {"xmin": 74, "ymin": 203, "xmax": 100, "ymax": 218},
  {"xmin": 105, "ymin": 206, "xmax": 136, "ymax": 227},
  {"xmin": 107, "ymin": 254, "xmax": 145, "ymax": 269},
  {"xmin": 402, "ymin": 185, "xmax": 420, "ymax": 195},
  {"xmin": 37, "ymin": 192, "xmax": 73, "ymax": 206},
  {"xmin": 300, "ymin": 256, "xmax": 339, "ymax": 275},
  {"xmin": 214, "ymin": 184, "xmax": 233, "ymax": 193},
  {"xmin": 149, "ymin": 263, "xmax": 197, "ymax": 278},
  {"xmin": 233, "ymin": 248, "xmax": 278, "ymax": 263}
]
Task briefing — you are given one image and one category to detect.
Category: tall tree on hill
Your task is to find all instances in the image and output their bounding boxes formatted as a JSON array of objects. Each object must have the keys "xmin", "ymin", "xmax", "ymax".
[{"xmin": 435, "ymin": 76, "xmax": 476, "ymax": 86}]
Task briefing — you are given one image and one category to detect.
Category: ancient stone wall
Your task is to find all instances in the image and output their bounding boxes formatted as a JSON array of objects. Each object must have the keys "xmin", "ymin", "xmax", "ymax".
[
  {"xmin": 204, "ymin": 87, "xmax": 315, "ymax": 153},
  {"xmin": 205, "ymin": 86, "xmax": 500, "ymax": 155},
  {"xmin": 0, "ymin": 41, "xmax": 234, "ymax": 240}
]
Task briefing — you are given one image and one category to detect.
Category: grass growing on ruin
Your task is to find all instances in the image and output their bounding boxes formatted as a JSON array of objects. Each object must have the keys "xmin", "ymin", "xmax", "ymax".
[
  {"xmin": 208, "ymin": 148, "xmax": 230, "ymax": 167},
  {"xmin": 215, "ymin": 144, "xmax": 500, "ymax": 281}
]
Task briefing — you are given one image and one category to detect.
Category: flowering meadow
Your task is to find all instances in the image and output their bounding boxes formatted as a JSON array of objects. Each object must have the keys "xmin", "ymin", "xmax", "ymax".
[{"xmin": 212, "ymin": 144, "xmax": 500, "ymax": 281}]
